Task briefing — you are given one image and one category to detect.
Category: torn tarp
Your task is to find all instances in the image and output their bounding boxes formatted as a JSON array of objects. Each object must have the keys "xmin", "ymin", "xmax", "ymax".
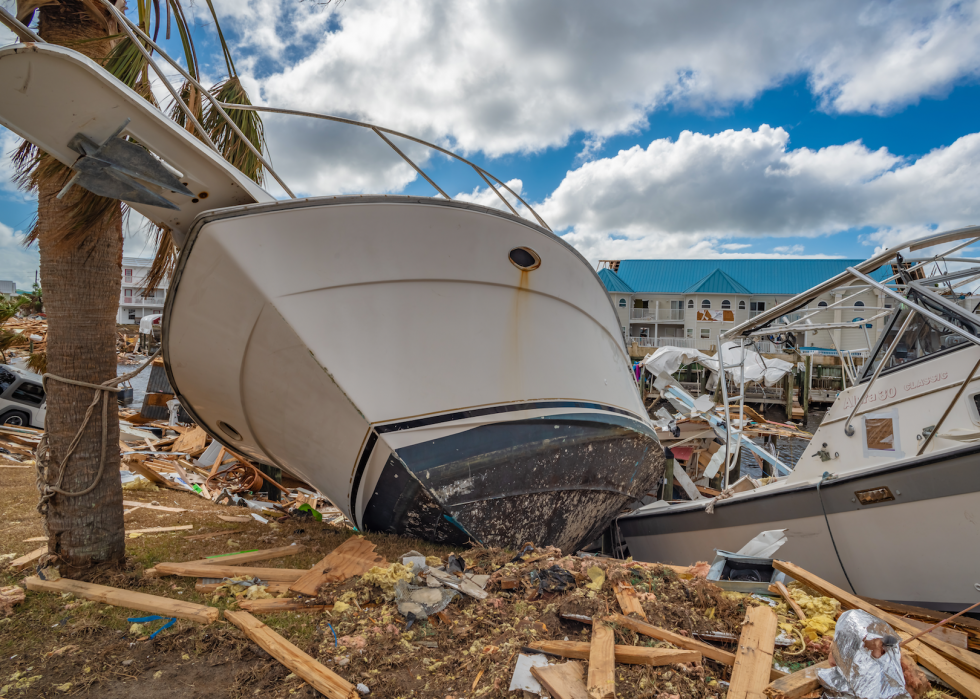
[{"xmin": 641, "ymin": 341, "xmax": 793, "ymax": 387}]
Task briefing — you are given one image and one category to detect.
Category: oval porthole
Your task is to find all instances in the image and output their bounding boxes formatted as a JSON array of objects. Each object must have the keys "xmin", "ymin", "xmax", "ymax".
[
  {"xmin": 509, "ymin": 247, "xmax": 540, "ymax": 270},
  {"xmin": 217, "ymin": 421, "xmax": 243, "ymax": 441}
]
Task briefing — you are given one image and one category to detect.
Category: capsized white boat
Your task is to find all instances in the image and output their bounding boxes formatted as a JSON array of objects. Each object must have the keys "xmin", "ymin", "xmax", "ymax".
[
  {"xmin": 619, "ymin": 229, "xmax": 980, "ymax": 610},
  {"xmin": 0, "ymin": 36, "xmax": 664, "ymax": 551}
]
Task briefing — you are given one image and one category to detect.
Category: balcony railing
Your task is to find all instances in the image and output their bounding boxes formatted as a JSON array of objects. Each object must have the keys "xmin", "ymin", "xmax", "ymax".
[
  {"xmin": 629, "ymin": 308, "xmax": 685, "ymax": 321},
  {"xmin": 123, "ymin": 296, "xmax": 165, "ymax": 305},
  {"xmin": 629, "ymin": 336, "xmax": 714, "ymax": 350}
]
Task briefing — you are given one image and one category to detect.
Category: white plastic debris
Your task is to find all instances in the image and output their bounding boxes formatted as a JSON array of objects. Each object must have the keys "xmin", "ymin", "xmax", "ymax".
[
  {"xmin": 356, "ymin": 683, "xmax": 370, "ymax": 695},
  {"xmin": 508, "ymin": 653, "xmax": 549, "ymax": 693},
  {"xmin": 736, "ymin": 529, "xmax": 788, "ymax": 558}
]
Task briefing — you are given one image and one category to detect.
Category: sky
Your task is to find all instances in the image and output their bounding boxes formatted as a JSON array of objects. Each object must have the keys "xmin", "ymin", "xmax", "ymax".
[{"xmin": 4, "ymin": 0, "xmax": 980, "ymax": 288}]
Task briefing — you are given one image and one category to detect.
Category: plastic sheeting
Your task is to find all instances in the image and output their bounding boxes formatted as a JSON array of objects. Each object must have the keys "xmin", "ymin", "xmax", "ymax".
[
  {"xmin": 138, "ymin": 313, "xmax": 162, "ymax": 334},
  {"xmin": 640, "ymin": 341, "xmax": 793, "ymax": 387},
  {"xmin": 818, "ymin": 609, "xmax": 909, "ymax": 699}
]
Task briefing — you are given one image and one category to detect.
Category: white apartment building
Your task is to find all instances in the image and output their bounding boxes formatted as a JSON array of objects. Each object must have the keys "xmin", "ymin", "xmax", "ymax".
[
  {"xmin": 117, "ymin": 257, "xmax": 168, "ymax": 324},
  {"xmin": 0, "ymin": 280, "xmax": 17, "ymax": 301}
]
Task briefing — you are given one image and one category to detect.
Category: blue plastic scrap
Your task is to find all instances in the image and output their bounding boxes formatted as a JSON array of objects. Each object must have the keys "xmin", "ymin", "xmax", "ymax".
[{"xmin": 127, "ymin": 615, "xmax": 177, "ymax": 639}]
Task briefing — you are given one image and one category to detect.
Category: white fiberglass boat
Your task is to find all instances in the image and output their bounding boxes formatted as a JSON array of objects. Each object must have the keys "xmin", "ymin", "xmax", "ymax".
[
  {"xmin": 620, "ymin": 228, "xmax": 980, "ymax": 611},
  {"xmin": 0, "ymin": 34, "xmax": 663, "ymax": 551}
]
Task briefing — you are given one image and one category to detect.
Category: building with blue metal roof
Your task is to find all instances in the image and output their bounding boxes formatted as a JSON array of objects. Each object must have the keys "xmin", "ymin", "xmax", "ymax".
[{"xmin": 598, "ymin": 259, "xmax": 893, "ymax": 354}]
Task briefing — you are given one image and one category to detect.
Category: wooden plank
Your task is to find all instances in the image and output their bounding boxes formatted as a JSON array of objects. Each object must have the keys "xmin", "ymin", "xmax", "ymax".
[
  {"xmin": 588, "ymin": 623, "xmax": 616, "ymax": 699},
  {"xmin": 859, "ymin": 596, "xmax": 980, "ymax": 636},
  {"xmin": 153, "ymin": 562, "xmax": 306, "ymax": 582},
  {"xmin": 122, "ymin": 500, "xmax": 187, "ymax": 513},
  {"xmin": 184, "ymin": 529, "xmax": 245, "ymax": 541},
  {"xmin": 238, "ymin": 598, "xmax": 329, "ymax": 614},
  {"xmin": 195, "ymin": 579, "xmax": 292, "ymax": 594},
  {"xmin": 764, "ymin": 660, "xmax": 832, "ymax": 699},
  {"xmin": 11, "ymin": 546, "xmax": 46, "ymax": 571},
  {"xmin": 728, "ymin": 605, "xmax": 778, "ymax": 699},
  {"xmin": 904, "ymin": 617, "xmax": 970, "ymax": 650},
  {"xmin": 224, "ymin": 611, "xmax": 357, "ymax": 699},
  {"xmin": 768, "ymin": 581, "xmax": 807, "ymax": 622},
  {"xmin": 209, "ymin": 447, "xmax": 227, "ymax": 477},
  {"xmin": 530, "ymin": 662, "xmax": 588, "ymax": 699},
  {"xmin": 773, "ymin": 561, "xmax": 980, "ymax": 684},
  {"xmin": 26, "ymin": 576, "xmax": 218, "ymax": 623},
  {"xmin": 526, "ymin": 641, "xmax": 700, "ymax": 666},
  {"xmin": 217, "ymin": 514, "xmax": 252, "ymax": 523},
  {"xmin": 145, "ymin": 392, "xmax": 175, "ymax": 407},
  {"xmin": 613, "ymin": 580, "xmax": 647, "ymax": 620},
  {"xmin": 200, "ymin": 545, "xmax": 304, "ymax": 566},
  {"xmin": 127, "ymin": 525, "xmax": 194, "ymax": 535},
  {"xmin": 288, "ymin": 536, "xmax": 385, "ymax": 597},
  {"xmin": 172, "ymin": 426, "xmax": 207, "ymax": 455},
  {"xmin": 901, "ymin": 633, "xmax": 980, "ymax": 699}
]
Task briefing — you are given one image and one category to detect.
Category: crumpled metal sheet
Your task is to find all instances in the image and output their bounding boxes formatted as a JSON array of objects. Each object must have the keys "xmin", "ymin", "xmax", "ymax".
[
  {"xmin": 393, "ymin": 578, "xmax": 458, "ymax": 618},
  {"xmin": 817, "ymin": 609, "xmax": 909, "ymax": 699}
]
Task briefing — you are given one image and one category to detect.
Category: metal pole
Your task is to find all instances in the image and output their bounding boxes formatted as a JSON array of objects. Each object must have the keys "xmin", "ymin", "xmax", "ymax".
[
  {"xmin": 916, "ymin": 352, "xmax": 980, "ymax": 455},
  {"xmin": 0, "ymin": 6, "xmax": 43, "ymax": 42}
]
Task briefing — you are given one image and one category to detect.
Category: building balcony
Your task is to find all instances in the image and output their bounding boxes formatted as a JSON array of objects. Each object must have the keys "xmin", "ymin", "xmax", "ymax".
[
  {"xmin": 122, "ymin": 296, "xmax": 165, "ymax": 306},
  {"xmin": 629, "ymin": 308, "xmax": 685, "ymax": 321},
  {"xmin": 628, "ymin": 336, "xmax": 713, "ymax": 350}
]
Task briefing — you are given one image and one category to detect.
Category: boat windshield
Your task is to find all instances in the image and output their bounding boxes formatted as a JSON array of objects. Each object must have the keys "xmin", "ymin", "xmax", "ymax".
[{"xmin": 863, "ymin": 289, "xmax": 980, "ymax": 378}]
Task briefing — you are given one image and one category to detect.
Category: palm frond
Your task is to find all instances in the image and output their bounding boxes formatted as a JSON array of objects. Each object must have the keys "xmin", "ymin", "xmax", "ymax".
[
  {"xmin": 167, "ymin": 80, "xmax": 205, "ymax": 138},
  {"xmin": 0, "ymin": 329, "xmax": 28, "ymax": 363},
  {"xmin": 26, "ymin": 351, "xmax": 47, "ymax": 376},
  {"xmin": 203, "ymin": 77, "xmax": 266, "ymax": 185},
  {"xmin": 144, "ymin": 225, "xmax": 178, "ymax": 291}
]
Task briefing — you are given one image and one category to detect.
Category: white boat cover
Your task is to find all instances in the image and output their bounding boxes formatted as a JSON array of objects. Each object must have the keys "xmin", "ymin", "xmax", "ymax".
[{"xmin": 640, "ymin": 341, "xmax": 793, "ymax": 387}]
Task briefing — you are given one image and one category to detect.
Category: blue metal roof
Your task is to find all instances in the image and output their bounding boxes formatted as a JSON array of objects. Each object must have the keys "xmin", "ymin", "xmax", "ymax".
[
  {"xmin": 611, "ymin": 259, "xmax": 891, "ymax": 295},
  {"xmin": 684, "ymin": 269, "xmax": 752, "ymax": 295},
  {"xmin": 598, "ymin": 268, "xmax": 635, "ymax": 293}
]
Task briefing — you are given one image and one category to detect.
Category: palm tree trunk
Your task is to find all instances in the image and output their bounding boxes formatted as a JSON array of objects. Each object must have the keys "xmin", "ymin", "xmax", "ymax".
[{"xmin": 37, "ymin": 2, "xmax": 126, "ymax": 576}]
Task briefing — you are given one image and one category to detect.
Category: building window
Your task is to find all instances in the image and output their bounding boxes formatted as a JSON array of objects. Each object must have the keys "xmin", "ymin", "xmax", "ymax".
[
  {"xmin": 854, "ymin": 300, "xmax": 865, "ymax": 307},
  {"xmin": 721, "ymin": 300, "xmax": 731, "ymax": 310},
  {"xmin": 618, "ymin": 298, "xmax": 626, "ymax": 308},
  {"xmin": 687, "ymin": 299, "xmax": 694, "ymax": 309},
  {"xmin": 145, "ymin": 289, "xmax": 155, "ymax": 299},
  {"xmin": 128, "ymin": 309, "xmax": 136, "ymax": 321},
  {"xmin": 701, "ymin": 299, "xmax": 711, "ymax": 309},
  {"xmin": 124, "ymin": 288, "xmax": 132, "ymax": 300},
  {"xmin": 818, "ymin": 301, "xmax": 828, "ymax": 307},
  {"xmin": 686, "ymin": 328, "xmax": 693, "ymax": 338},
  {"xmin": 738, "ymin": 300, "xmax": 746, "ymax": 310},
  {"xmin": 700, "ymin": 328, "xmax": 710, "ymax": 339},
  {"xmin": 750, "ymin": 301, "xmax": 765, "ymax": 312}
]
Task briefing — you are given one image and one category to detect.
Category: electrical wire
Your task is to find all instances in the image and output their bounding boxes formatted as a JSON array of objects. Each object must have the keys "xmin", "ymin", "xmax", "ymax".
[{"xmin": 816, "ymin": 471, "xmax": 856, "ymax": 594}]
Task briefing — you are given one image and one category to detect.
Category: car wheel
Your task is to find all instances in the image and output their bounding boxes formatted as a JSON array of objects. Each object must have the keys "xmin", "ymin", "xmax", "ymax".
[{"xmin": 0, "ymin": 410, "xmax": 31, "ymax": 427}]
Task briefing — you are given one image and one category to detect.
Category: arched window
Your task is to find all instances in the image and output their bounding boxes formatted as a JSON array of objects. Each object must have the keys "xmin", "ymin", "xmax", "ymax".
[
  {"xmin": 687, "ymin": 299, "xmax": 694, "ymax": 309},
  {"xmin": 618, "ymin": 298, "xmax": 626, "ymax": 308},
  {"xmin": 721, "ymin": 300, "xmax": 731, "ymax": 310},
  {"xmin": 854, "ymin": 300, "xmax": 865, "ymax": 307},
  {"xmin": 738, "ymin": 300, "xmax": 746, "ymax": 310},
  {"xmin": 818, "ymin": 301, "xmax": 828, "ymax": 307},
  {"xmin": 701, "ymin": 299, "xmax": 711, "ymax": 309}
]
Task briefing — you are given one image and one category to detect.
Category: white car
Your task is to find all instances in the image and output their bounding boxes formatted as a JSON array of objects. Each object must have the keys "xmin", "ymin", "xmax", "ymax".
[{"xmin": 0, "ymin": 364, "xmax": 46, "ymax": 428}]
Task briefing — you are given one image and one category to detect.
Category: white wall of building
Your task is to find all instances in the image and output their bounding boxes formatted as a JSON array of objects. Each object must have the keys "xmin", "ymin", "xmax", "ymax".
[{"xmin": 118, "ymin": 257, "xmax": 168, "ymax": 325}]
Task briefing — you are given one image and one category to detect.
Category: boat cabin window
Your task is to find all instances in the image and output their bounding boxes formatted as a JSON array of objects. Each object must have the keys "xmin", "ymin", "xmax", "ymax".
[
  {"xmin": 701, "ymin": 299, "xmax": 711, "ymax": 309},
  {"xmin": 864, "ymin": 291, "xmax": 980, "ymax": 378},
  {"xmin": 10, "ymin": 381, "xmax": 44, "ymax": 406}
]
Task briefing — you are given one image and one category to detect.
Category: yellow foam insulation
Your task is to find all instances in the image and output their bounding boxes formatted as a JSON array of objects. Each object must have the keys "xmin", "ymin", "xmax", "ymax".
[
  {"xmin": 585, "ymin": 566, "xmax": 605, "ymax": 591},
  {"xmin": 362, "ymin": 562, "xmax": 415, "ymax": 599}
]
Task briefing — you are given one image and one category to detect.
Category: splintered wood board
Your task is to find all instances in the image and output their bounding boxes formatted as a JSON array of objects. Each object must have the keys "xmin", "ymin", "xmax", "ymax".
[
  {"xmin": 153, "ymin": 562, "xmax": 305, "ymax": 582},
  {"xmin": 217, "ymin": 515, "xmax": 252, "ymax": 523},
  {"xmin": 198, "ymin": 545, "xmax": 304, "ymax": 566},
  {"xmin": 526, "ymin": 641, "xmax": 699, "ymax": 666},
  {"xmin": 531, "ymin": 661, "xmax": 588, "ymax": 699},
  {"xmin": 225, "ymin": 611, "xmax": 356, "ymax": 699},
  {"xmin": 122, "ymin": 500, "xmax": 187, "ymax": 513},
  {"xmin": 195, "ymin": 579, "xmax": 292, "ymax": 594},
  {"xmin": 11, "ymin": 546, "xmax": 46, "ymax": 571},
  {"xmin": 288, "ymin": 536, "xmax": 385, "ymax": 597},
  {"xmin": 26, "ymin": 576, "xmax": 218, "ymax": 623},
  {"xmin": 237, "ymin": 598, "xmax": 328, "ymax": 614},
  {"xmin": 588, "ymin": 623, "xmax": 616, "ymax": 699},
  {"xmin": 613, "ymin": 580, "xmax": 647, "ymax": 620},
  {"xmin": 172, "ymin": 426, "xmax": 207, "ymax": 454},
  {"xmin": 728, "ymin": 605, "xmax": 778, "ymax": 699},
  {"xmin": 184, "ymin": 529, "xmax": 244, "ymax": 541},
  {"xmin": 765, "ymin": 660, "xmax": 832, "ymax": 699}
]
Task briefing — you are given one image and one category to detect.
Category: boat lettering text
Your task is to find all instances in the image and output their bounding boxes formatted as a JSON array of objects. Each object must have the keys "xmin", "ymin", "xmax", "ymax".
[
  {"xmin": 842, "ymin": 386, "xmax": 897, "ymax": 410},
  {"xmin": 904, "ymin": 372, "xmax": 948, "ymax": 392}
]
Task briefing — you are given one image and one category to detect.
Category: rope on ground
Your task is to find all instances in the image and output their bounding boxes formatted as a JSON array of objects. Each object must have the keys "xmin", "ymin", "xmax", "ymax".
[{"xmin": 35, "ymin": 348, "xmax": 162, "ymax": 516}]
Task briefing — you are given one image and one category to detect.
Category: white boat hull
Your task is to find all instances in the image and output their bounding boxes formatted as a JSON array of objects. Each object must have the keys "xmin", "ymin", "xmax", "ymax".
[{"xmin": 164, "ymin": 196, "xmax": 664, "ymax": 551}]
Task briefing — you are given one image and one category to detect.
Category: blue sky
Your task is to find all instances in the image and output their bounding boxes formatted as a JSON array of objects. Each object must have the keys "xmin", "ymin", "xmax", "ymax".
[{"xmin": 4, "ymin": 0, "xmax": 980, "ymax": 287}]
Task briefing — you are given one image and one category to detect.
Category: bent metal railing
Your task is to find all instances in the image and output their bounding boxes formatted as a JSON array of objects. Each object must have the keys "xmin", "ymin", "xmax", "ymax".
[{"xmin": 0, "ymin": 4, "xmax": 551, "ymax": 231}]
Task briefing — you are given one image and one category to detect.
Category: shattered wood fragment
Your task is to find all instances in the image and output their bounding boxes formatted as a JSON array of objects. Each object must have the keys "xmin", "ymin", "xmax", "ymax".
[
  {"xmin": 198, "ymin": 545, "xmax": 305, "ymax": 566},
  {"xmin": 898, "ymin": 632, "xmax": 980, "ymax": 699},
  {"xmin": 195, "ymin": 579, "xmax": 292, "ymax": 594},
  {"xmin": 217, "ymin": 514, "xmax": 252, "ymax": 523},
  {"xmin": 224, "ymin": 611, "xmax": 357, "ymax": 699},
  {"xmin": 183, "ymin": 529, "xmax": 245, "ymax": 541},
  {"xmin": 768, "ymin": 581, "xmax": 807, "ymax": 622},
  {"xmin": 904, "ymin": 617, "xmax": 970, "ymax": 649},
  {"xmin": 728, "ymin": 605, "xmax": 778, "ymax": 699},
  {"xmin": 765, "ymin": 660, "xmax": 833, "ymax": 699},
  {"xmin": 526, "ymin": 641, "xmax": 700, "ymax": 666},
  {"xmin": 0, "ymin": 585, "xmax": 25, "ymax": 616},
  {"xmin": 613, "ymin": 580, "xmax": 647, "ymax": 620},
  {"xmin": 171, "ymin": 426, "xmax": 207, "ymax": 454},
  {"xmin": 237, "ymin": 598, "xmax": 328, "ymax": 613},
  {"xmin": 531, "ymin": 661, "xmax": 589, "ymax": 699},
  {"xmin": 122, "ymin": 500, "xmax": 187, "ymax": 513},
  {"xmin": 153, "ymin": 562, "xmax": 306, "ymax": 582},
  {"xmin": 126, "ymin": 525, "xmax": 194, "ymax": 535},
  {"xmin": 589, "ymin": 623, "xmax": 616, "ymax": 699},
  {"xmin": 11, "ymin": 546, "xmax": 46, "ymax": 572},
  {"xmin": 26, "ymin": 576, "xmax": 218, "ymax": 623},
  {"xmin": 288, "ymin": 536, "xmax": 384, "ymax": 597},
  {"xmin": 773, "ymin": 561, "xmax": 980, "ymax": 688}
]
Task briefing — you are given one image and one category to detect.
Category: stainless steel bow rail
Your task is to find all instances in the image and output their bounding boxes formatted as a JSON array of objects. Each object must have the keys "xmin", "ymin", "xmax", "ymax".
[{"xmin": 0, "ymin": 3, "xmax": 551, "ymax": 231}]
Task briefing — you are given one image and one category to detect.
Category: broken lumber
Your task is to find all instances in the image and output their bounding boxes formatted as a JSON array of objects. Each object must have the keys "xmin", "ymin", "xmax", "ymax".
[
  {"xmin": 172, "ymin": 426, "xmax": 207, "ymax": 455},
  {"xmin": 526, "ymin": 641, "xmax": 700, "ymax": 666},
  {"xmin": 728, "ymin": 604, "xmax": 778, "ymax": 699},
  {"xmin": 589, "ymin": 623, "xmax": 616, "ymax": 699},
  {"xmin": 237, "ymin": 598, "xmax": 329, "ymax": 614},
  {"xmin": 217, "ymin": 514, "xmax": 252, "ymax": 523},
  {"xmin": 904, "ymin": 617, "xmax": 970, "ymax": 649},
  {"xmin": 200, "ymin": 545, "xmax": 305, "ymax": 567},
  {"xmin": 11, "ymin": 546, "xmax": 46, "ymax": 572},
  {"xmin": 531, "ymin": 661, "xmax": 588, "ymax": 699},
  {"xmin": 195, "ymin": 579, "xmax": 292, "ymax": 595},
  {"xmin": 605, "ymin": 613, "xmax": 785, "ymax": 681},
  {"xmin": 225, "ymin": 611, "xmax": 357, "ymax": 699},
  {"xmin": 899, "ymin": 631, "xmax": 980, "ymax": 699},
  {"xmin": 765, "ymin": 660, "xmax": 832, "ymax": 699},
  {"xmin": 26, "ymin": 576, "xmax": 218, "ymax": 623},
  {"xmin": 613, "ymin": 580, "xmax": 647, "ymax": 620},
  {"xmin": 184, "ymin": 529, "xmax": 245, "ymax": 542},
  {"xmin": 122, "ymin": 500, "xmax": 187, "ymax": 513},
  {"xmin": 773, "ymin": 560, "xmax": 980, "ymax": 689},
  {"xmin": 127, "ymin": 525, "xmax": 194, "ymax": 535},
  {"xmin": 289, "ymin": 536, "xmax": 384, "ymax": 597},
  {"xmin": 153, "ymin": 562, "xmax": 306, "ymax": 582},
  {"xmin": 768, "ymin": 581, "xmax": 807, "ymax": 622}
]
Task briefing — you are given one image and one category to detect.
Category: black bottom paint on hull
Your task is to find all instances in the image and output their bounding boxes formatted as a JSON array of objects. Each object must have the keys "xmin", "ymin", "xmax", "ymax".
[{"xmin": 361, "ymin": 414, "xmax": 664, "ymax": 552}]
